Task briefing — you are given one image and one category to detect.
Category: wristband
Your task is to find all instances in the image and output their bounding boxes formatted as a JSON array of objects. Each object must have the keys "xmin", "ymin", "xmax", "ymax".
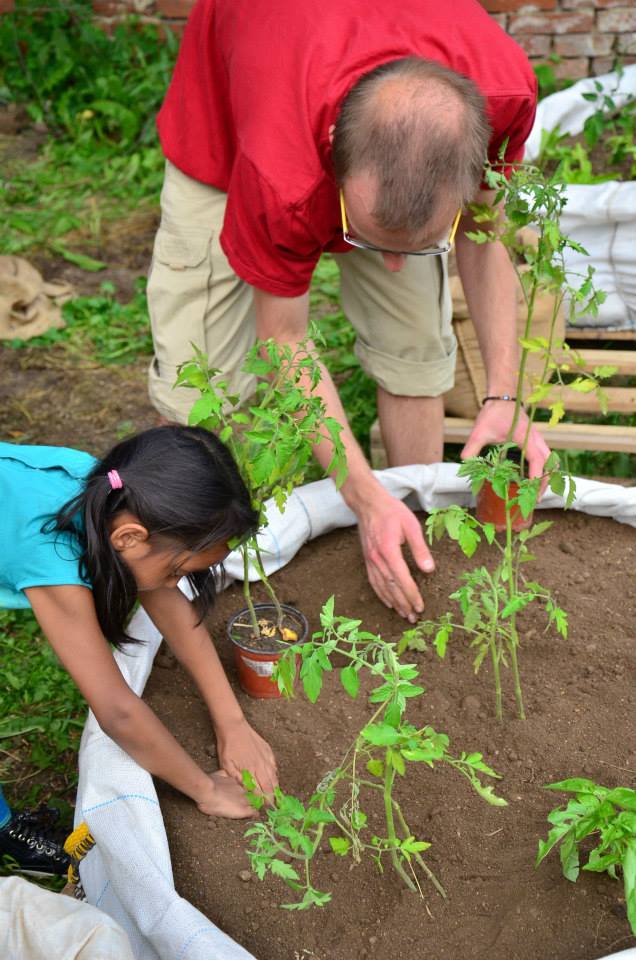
[{"xmin": 481, "ymin": 394, "xmax": 517, "ymax": 405}]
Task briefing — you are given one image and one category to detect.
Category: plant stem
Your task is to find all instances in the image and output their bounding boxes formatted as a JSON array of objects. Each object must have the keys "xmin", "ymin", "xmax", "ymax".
[
  {"xmin": 251, "ymin": 545, "xmax": 284, "ymax": 628},
  {"xmin": 392, "ymin": 802, "xmax": 447, "ymax": 899},
  {"xmin": 505, "ymin": 506, "xmax": 526, "ymax": 720},
  {"xmin": 383, "ymin": 756, "xmax": 417, "ymax": 893},
  {"xmin": 242, "ymin": 543, "xmax": 260, "ymax": 637}
]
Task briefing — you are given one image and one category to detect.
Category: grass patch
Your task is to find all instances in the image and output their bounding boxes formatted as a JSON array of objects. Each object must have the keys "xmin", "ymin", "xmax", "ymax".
[
  {"xmin": 0, "ymin": 608, "xmax": 85, "ymax": 813},
  {"xmin": 6, "ymin": 279, "xmax": 153, "ymax": 365},
  {"xmin": 0, "ymin": 1, "xmax": 175, "ymax": 262}
]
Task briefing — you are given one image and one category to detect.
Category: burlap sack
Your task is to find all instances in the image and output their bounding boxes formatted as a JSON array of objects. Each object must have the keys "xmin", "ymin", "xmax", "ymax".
[{"xmin": 0, "ymin": 256, "xmax": 74, "ymax": 340}]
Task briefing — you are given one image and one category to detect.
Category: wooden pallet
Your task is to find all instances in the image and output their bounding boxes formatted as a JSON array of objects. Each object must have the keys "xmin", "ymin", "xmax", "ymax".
[{"xmin": 370, "ymin": 329, "xmax": 636, "ymax": 467}]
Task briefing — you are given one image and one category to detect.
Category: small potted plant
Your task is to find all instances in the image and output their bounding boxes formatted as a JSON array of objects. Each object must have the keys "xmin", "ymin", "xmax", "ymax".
[
  {"xmin": 241, "ymin": 598, "xmax": 507, "ymax": 908},
  {"xmin": 465, "ymin": 152, "xmax": 611, "ymax": 531},
  {"xmin": 176, "ymin": 332, "xmax": 347, "ymax": 698}
]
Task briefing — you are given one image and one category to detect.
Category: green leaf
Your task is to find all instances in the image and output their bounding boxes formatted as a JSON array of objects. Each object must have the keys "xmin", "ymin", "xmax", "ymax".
[
  {"xmin": 340, "ymin": 664, "xmax": 360, "ymax": 699},
  {"xmin": 269, "ymin": 859, "xmax": 300, "ymax": 881},
  {"xmin": 458, "ymin": 523, "xmax": 480, "ymax": 558},
  {"xmin": 329, "ymin": 837, "xmax": 351, "ymax": 856},
  {"xmin": 559, "ymin": 830, "xmax": 580, "ymax": 882},
  {"xmin": 51, "ymin": 244, "xmax": 107, "ymax": 271},
  {"xmin": 361, "ymin": 722, "xmax": 401, "ymax": 746},
  {"xmin": 366, "ymin": 759, "xmax": 384, "ymax": 777},
  {"xmin": 623, "ymin": 840, "xmax": 636, "ymax": 935},
  {"xmin": 545, "ymin": 778, "xmax": 605, "ymax": 795}
]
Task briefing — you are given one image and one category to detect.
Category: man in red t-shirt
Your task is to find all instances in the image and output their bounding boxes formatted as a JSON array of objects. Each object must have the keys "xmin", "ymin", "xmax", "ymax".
[{"xmin": 148, "ymin": 0, "xmax": 549, "ymax": 622}]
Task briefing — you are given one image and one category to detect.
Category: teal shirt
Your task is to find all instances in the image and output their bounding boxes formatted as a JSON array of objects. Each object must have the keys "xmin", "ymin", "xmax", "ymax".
[{"xmin": 0, "ymin": 442, "xmax": 97, "ymax": 609}]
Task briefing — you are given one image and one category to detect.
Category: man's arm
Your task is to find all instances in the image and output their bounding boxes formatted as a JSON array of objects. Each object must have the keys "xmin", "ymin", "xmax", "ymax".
[
  {"xmin": 454, "ymin": 190, "xmax": 550, "ymax": 479},
  {"xmin": 253, "ymin": 287, "xmax": 433, "ymax": 622}
]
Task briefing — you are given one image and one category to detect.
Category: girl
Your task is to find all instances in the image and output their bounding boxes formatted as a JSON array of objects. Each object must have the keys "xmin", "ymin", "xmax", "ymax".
[{"xmin": 0, "ymin": 425, "xmax": 277, "ymax": 875}]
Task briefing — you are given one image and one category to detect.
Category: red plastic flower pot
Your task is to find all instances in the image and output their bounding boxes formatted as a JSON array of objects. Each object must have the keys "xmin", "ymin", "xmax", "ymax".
[
  {"xmin": 227, "ymin": 603, "xmax": 309, "ymax": 699},
  {"xmin": 475, "ymin": 480, "xmax": 533, "ymax": 533}
]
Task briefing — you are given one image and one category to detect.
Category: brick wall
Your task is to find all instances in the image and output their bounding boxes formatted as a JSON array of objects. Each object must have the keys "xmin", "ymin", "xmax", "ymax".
[{"xmin": 2, "ymin": 0, "xmax": 635, "ymax": 79}]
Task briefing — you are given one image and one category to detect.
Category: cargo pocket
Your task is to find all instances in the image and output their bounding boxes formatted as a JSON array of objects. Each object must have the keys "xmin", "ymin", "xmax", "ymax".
[
  {"xmin": 147, "ymin": 227, "xmax": 213, "ymax": 377},
  {"xmin": 153, "ymin": 228, "xmax": 211, "ymax": 271}
]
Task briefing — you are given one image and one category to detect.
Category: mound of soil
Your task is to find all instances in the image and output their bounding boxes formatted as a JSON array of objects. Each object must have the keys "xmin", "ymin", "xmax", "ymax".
[{"xmin": 146, "ymin": 509, "xmax": 636, "ymax": 960}]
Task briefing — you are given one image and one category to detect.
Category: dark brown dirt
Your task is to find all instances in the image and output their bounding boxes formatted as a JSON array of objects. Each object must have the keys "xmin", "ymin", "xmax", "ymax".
[
  {"xmin": 146, "ymin": 511, "xmax": 636, "ymax": 960},
  {"xmin": 0, "ymin": 345, "xmax": 156, "ymax": 455}
]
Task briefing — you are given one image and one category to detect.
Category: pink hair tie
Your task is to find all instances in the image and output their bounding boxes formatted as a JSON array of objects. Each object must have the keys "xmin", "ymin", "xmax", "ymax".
[{"xmin": 107, "ymin": 469, "xmax": 123, "ymax": 490}]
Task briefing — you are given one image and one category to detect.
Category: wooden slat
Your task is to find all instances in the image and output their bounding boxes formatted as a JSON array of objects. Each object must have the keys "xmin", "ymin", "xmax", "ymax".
[
  {"xmin": 558, "ymin": 349, "xmax": 636, "ymax": 376},
  {"xmin": 566, "ymin": 327, "xmax": 636, "ymax": 341},
  {"xmin": 534, "ymin": 386, "xmax": 636, "ymax": 415},
  {"xmin": 443, "ymin": 417, "xmax": 636, "ymax": 453}
]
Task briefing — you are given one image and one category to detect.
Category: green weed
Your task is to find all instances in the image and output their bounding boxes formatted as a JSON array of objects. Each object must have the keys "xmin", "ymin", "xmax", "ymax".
[
  {"xmin": 0, "ymin": 608, "xmax": 85, "ymax": 809},
  {"xmin": 6, "ymin": 279, "xmax": 153, "ymax": 364}
]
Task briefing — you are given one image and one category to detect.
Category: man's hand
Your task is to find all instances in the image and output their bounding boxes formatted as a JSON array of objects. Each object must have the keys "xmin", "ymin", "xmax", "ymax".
[
  {"xmin": 215, "ymin": 716, "xmax": 278, "ymax": 800},
  {"xmin": 461, "ymin": 400, "xmax": 551, "ymax": 481},
  {"xmin": 354, "ymin": 484, "xmax": 434, "ymax": 622}
]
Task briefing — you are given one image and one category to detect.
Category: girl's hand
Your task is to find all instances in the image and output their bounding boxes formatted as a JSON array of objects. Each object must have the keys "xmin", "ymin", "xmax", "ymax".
[
  {"xmin": 196, "ymin": 770, "xmax": 254, "ymax": 819},
  {"xmin": 216, "ymin": 717, "xmax": 278, "ymax": 799}
]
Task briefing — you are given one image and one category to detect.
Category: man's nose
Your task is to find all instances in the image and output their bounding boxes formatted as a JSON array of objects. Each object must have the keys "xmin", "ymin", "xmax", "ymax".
[{"xmin": 382, "ymin": 252, "xmax": 407, "ymax": 272}]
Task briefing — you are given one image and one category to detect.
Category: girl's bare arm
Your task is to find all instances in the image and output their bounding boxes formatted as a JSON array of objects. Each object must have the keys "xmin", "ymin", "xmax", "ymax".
[
  {"xmin": 25, "ymin": 584, "xmax": 253, "ymax": 818},
  {"xmin": 139, "ymin": 586, "xmax": 278, "ymax": 796}
]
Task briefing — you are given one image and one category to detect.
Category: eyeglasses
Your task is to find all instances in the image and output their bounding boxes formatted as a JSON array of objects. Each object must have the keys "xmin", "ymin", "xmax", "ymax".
[{"xmin": 339, "ymin": 189, "xmax": 461, "ymax": 257}]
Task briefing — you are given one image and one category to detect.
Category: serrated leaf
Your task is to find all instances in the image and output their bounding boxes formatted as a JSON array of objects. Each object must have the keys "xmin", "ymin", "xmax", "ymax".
[
  {"xmin": 340, "ymin": 664, "xmax": 360, "ymax": 699},
  {"xmin": 329, "ymin": 837, "xmax": 351, "ymax": 856}
]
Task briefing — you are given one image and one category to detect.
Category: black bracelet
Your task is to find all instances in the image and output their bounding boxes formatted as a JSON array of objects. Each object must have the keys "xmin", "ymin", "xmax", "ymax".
[{"xmin": 482, "ymin": 394, "xmax": 518, "ymax": 405}]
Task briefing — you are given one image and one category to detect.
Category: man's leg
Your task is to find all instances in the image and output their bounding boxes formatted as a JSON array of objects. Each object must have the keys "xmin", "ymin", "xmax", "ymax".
[
  {"xmin": 376, "ymin": 391, "xmax": 444, "ymax": 465},
  {"xmin": 147, "ymin": 161, "xmax": 256, "ymax": 423},
  {"xmin": 334, "ymin": 249, "xmax": 455, "ymax": 466}
]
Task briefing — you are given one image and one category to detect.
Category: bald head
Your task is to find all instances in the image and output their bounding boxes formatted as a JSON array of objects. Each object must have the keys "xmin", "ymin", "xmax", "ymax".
[{"xmin": 332, "ymin": 57, "xmax": 490, "ymax": 234}]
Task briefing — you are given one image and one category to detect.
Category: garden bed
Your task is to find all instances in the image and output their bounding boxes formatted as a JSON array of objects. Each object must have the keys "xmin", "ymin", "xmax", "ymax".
[{"xmin": 146, "ymin": 509, "xmax": 636, "ymax": 960}]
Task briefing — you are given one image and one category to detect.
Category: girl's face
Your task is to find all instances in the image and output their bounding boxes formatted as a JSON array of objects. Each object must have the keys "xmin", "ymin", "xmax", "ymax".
[
  {"xmin": 109, "ymin": 515, "xmax": 229, "ymax": 591},
  {"xmin": 131, "ymin": 540, "xmax": 230, "ymax": 593}
]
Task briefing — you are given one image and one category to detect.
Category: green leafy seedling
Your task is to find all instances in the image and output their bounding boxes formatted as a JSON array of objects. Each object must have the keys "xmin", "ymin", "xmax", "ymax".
[
  {"xmin": 240, "ymin": 598, "xmax": 506, "ymax": 909},
  {"xmin": 176, "ymin": 330, "xmax": 347, "ymax": 638},
  {"xmin": 537, "ymin": 779, "xmax": 636, "ymax": 935}
]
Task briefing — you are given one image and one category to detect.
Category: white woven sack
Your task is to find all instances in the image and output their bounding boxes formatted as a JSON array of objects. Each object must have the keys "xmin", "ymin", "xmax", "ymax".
[{"xmin": 524, "ymin": 66, "xmax": 636, "ymax": 329}]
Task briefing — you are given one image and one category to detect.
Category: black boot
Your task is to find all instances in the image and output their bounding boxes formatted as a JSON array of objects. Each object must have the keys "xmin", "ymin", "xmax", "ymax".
[{"xmin": 0, "ymin": 810, "xmax": 70, "ymax": 877}]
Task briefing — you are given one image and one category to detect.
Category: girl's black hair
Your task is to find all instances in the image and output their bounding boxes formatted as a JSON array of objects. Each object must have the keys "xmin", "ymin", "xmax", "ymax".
[{"xmin": 46, "ymin": 426, "xmax": 258, "ymax": 650}]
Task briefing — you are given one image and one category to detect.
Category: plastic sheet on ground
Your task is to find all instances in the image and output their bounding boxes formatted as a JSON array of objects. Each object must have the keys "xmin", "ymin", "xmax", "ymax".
[
  {"xmin": 524, "ymin": 65, "xmax": 636, "ymax": 329},
  {"xmin": 76, "ymin": 464, "xmax": 636, "ymax": 960}
]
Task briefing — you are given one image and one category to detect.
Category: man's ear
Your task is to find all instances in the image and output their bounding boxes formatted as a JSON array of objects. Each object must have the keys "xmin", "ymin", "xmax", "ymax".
[
  {"xmin": 328, "ymin": 123, "xmax": 335, "ymax": 144},
  {"xmin": 110, "ymin": 522, "xmax": 150, "ymax": 554}
]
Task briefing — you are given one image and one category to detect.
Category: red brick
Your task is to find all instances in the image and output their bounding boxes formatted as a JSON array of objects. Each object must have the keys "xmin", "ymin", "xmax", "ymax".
[
  {"xmin": 598, "ymin": 8, "xmax": 636, "ymax": 31},
  {"xmin": 92, "ymin": 1, "xmax": 128, "ymax": 14},
  {"xmin": 0, "ymin": 0, "xmax": 15, "ymax": 11},
  {"xmin": 479, "ymin": 0, "xmax": 555, "ymax": 10},
  {"xmin": 532, "ymin": 56, "xmax": 590, "ymax": 78},
  {"xmin": 158, "ymin": 19, "xmax": 186, "ymax": 38},
  {"xmin": 595, "ymin": 0, "xmax": 636, "ymax": 6},
  {"xmin": 156, "ymin": 0, "xmax": 194, "ymax": 15},
  {"xmin": 592, "ymin": 54, "xmax": 636, "ymax": 73},
  {"xmin": 515, "ymin": 33, "xmax": 552, "ymax": 56},
  {"xmin": 508, "ymin": 10, "xmax": 595, "ymax": 34},
  {"xmin": 554, "ymin": 34, "xmax": 615, "ymax": 56},
  {"xmin": 559, "ymin": 0, "xmax": 598, "ymax": 7},
  {"xmin": 616, "ymin": 34, "xmax": 636, "ymax": 55}
]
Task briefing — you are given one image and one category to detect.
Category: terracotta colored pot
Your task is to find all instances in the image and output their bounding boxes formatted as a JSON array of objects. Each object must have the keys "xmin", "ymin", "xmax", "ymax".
[
  {"xmin": 227, "ymin": 603, "xmax": 308, "ymax": 699},
  {"xmin": 475, "ymin": 480, "xmax": 533, "ymax": 533}
]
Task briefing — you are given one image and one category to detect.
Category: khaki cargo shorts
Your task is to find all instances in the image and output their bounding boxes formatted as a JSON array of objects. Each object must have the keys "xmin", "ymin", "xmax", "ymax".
[{"xmin": 148, "ymin": 161, "xmax": 456, "ymax": 423}]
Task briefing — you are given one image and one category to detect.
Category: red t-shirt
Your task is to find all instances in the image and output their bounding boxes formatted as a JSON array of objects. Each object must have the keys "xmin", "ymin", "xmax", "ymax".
[{"xmin": 157, "ymin": 0, "xmax": 537, "ymax": 297}]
